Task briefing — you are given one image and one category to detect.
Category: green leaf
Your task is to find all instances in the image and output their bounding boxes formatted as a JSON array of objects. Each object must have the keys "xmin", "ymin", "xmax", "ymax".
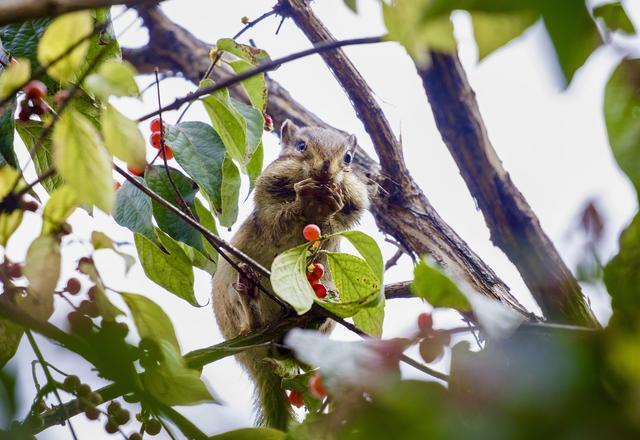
[
  {"xmin": 335, "ymin": 231, "xmax": 385, "ymax": 335},
  {"xmin": 37, "ymin": 11, "xmax": 93, "ymax": 82},
  {"xmin": 101, "ymin": 103, "xmax": 146, "ymax": 168},
  {"xmin": 41, "ymin": 185, "xmax": 78, "ymax": 235},
  {"xmin": 91, "ymin": 231, "xmax": 135, "ymax": 273},
  {"xmin": 604, "ymin": 212, "xmax": 640, "ymax": 328},
  {"xmin": 114, "ymin": 177, "xmax": 155, "ymax": 240},
  {"xmin": 271, "ymin": 243, "xmax": 316, "ymax": 314},
  {"xmin": 220, "ymin": 155, "xmax": 241, "ymax": 228},
  {"xmin": 85, "ymin": 60, "xmax": 139, "ymax": 98},
  {"xmin": 322, "ymin": 252, "xmax": 380, "ymax": 318},
  {"xmin": 142, "ymin": 339, "xmax": 213, "ymax": 406},
  {"xmin": 23, "ymin": 235, "xmax": 59, "ymax": 320},
  {"xmin": 593, "ymin": 2, "xmax": 635, "ymax": 35},
  {"xmin": 202, "ymin": 89, "xmax": 247, "ymax": 164},
  {"xmin": 410, "ymin": 258, "xmax": 471, "ymax": 311},
  {"xmin": 246, "ymin": 141, "xmax": 263, "ymax": 193},
  {"xmin": 344, "ymin": 0, "xmax": 357, "ymax": 13},
  {"xmin": 0, "ymin": 319, "xmax": 23, "ymax": 368},
  {"xmin": 91, "ymin": 282, "xmax": 125, "ymax": 322},
  {"xmin": 0, "ymin": 19, "xmax": 54, "ymax": 90},
  {"xmin": 85, "ymin": 9, "xmax": 122, "ymax": 72},
  {"xmin": 0, "ymin": 57, "xmax": 30, "ymax": 99},
  {"xmin": 539, "ymin": 0, "xmax": 601, "ymax": 85},
  {"xmin": 165, "ymin": 121, "xmax": 226, "ymax": 210},
  {"xmin": 134, "ymin": 232, "xmax": 197, "ymax": 305},
  {"xmin": 0, "ymin": 166, "xmax": 24, "ymax": 246},
  {"xmin": 228, "ymin": 60, "xmax": 267, "ymax": 111},
  {"xmin": 382, "ymin": 0, "xmax": 456, "ymax": 66},
  {"xmin": 16, "ymin": 121, "xmax": 62, "ymax": 193},
  {"xmin": 194, "ymin": 197, "xmax": 219, "ymax": 265},
  {"xmin": 471, "ymin": 10, "xmax": 538, "ymax": 60},
  {"xmin": 231, "ymin": 98, "xmax": 263, "ymax": 156},
  {"xmin": 604, "ymin": 58, "xmax": 640, "ymax": 196},
  {"xmin": 53, "ymin": 109, "xmax": 114, "ymax": 212},
  {"xmin": 144, "ymin": 165, "xmax": 204, "ymax": 252},
  {"xmin": 0, "ymin": 98, "xmax": 18, "ymax": 168},
  {"xmin": 121, "ymin": 292, "xmax": 180, "ymax": 352},
  {"xmin": 208, "ymin": 428, "xmax": 285, "ymax": 440},
  {"xmin": 216, "ymin": 39, "xmax": 271, "ymax": 65}
]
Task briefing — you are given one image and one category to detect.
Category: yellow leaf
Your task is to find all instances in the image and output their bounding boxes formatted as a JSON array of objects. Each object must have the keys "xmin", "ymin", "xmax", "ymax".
[
  {"xmin": 0, "ymin": 166, "xmax": 24, "ymax": 246},
  {"xmin": 37, "ymin": 11, "xmax": 92, "ymax": 82},
  {"xmin": 0, "ymin": 58, "xmax": 30, "ymax": 100},
  {"xmin": 53, "ymin": 110, "xmax": 114, "ymax": 212},
  {"xmin": 101, "ymin": 103, "xmax": 146, "ymax": 168}
]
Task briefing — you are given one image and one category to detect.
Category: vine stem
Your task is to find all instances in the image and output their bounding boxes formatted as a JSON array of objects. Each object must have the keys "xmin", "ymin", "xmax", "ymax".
[{"xmin": 26, "ymin": 330, "xmax": 79, "ymax": 440}]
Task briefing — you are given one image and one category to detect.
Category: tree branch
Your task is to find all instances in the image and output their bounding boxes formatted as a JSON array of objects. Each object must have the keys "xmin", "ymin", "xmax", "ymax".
[
  {"xmin": 278, "ymin": 0, "xmax": 535, "ymax": 318},
  {"xmin": 0, "ymin": 0, "xmax": 158, "ymax": 27},
  {"xmin": 416, "ymin": 52, "xmax": 598, "ymax": 327},
  {"xmin": 124, "ymin": 3, "xmax": 535, "ymax": 319}
]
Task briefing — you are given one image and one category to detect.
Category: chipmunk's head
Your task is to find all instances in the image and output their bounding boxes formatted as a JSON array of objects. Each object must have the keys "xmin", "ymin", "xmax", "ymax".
[{"xmin": 278, "ymin": 119, "xmax": 357, "ymax": 185}]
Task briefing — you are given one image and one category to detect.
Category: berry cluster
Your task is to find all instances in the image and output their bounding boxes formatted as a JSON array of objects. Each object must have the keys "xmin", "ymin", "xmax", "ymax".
[
  {"xmin": 18, "ymin": 80, "xmax": 48, "ymax": 122},
  {"xmin": 302, "ymin": 224, "xmax": 328, "ymax": 299},
  {"xmin": 149, "ymin": 117, "xmax": 173, "ymax": 160},
  {"xmin": 287, "ymin": 372, "xmax": 327, "ymax": 409}
]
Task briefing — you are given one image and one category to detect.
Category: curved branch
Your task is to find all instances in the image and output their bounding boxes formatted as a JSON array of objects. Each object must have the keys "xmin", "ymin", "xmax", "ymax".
[
  {"xmin": 417, "ymin": 52, "xmax": 598, "ymax": 327},
  {"xmin": 124, "ymin": 4, "xmax": 535, "ymax": 319},
  {"xmin": 0, "ymin": 0, "xmax": 158, "ymax": 26}
]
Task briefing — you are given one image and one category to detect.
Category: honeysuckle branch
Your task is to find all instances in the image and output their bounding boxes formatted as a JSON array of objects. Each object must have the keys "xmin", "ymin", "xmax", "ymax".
[
  {"xmin": 135, "ymin": 35, "xmax": 384, "ymax": 122},
  {"xmin": 0, "ymin": 0, "xmax": 160, "ymax": 26}
]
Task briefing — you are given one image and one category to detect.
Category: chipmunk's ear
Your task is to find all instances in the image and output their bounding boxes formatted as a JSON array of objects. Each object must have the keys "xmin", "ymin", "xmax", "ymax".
[
  {"xmin": 280, "ymin": 119, "xmax": 299, "ymax": 146},
  {"xmin": 346, "ymin": 134, "xmax": 357, "ymax": 150}
]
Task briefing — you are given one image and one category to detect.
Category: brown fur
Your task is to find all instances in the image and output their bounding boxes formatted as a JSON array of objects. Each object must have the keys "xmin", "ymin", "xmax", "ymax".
[{"xmin": 211, "ymin": 120, "xmax": 369, "ymax": 429}]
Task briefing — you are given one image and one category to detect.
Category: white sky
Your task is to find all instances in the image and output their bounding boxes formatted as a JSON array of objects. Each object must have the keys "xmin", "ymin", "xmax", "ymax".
[{"xmin": 4, "ymin": 1, "xmax": 640, "ymax": 438}]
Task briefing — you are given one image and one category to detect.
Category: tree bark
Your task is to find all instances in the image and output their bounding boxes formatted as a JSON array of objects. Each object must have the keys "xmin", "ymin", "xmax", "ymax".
[
  {"xmin": 417, "ymin": 52, "xmax": 598, "ymax": 327},
  {"xmin": 123, "ymin": 4, "xmax": 534, "ymax": 319},
  {"xmin": 0, "ymin": 0, "xmax": 158, "ymax": 26}
]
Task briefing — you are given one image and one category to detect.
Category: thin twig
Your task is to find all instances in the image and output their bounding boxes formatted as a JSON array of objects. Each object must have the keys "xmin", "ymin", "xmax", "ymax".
[
  {"xmin": 384, "ymin": 248, "xmax": 404, "ymax": 271},
  {"xmin": 175, "ymin": 8, "xmax": 278, "ymax": 124},
  {"xmin": 26, "ymin": 331, "xmax": 78, "ymax": 440},
  {"xmin": 137, "ymin": 35, "xmax": 384, "ymax": 122}
]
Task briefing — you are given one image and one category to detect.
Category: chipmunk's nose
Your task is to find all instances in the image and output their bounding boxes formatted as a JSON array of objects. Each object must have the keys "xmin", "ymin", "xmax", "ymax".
[{"xmin": 321, "ymin": 160, "xmax": 330, "ymax": 173}]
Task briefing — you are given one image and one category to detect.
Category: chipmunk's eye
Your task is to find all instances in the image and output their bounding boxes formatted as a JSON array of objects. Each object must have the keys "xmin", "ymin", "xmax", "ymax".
[
  {"xmin": 295, "ymin": 140, "xmax": 307, "ymax": 152},
  {"xmin": 343, "ymin": 151, "xmax": 353, "ymax": 164}
]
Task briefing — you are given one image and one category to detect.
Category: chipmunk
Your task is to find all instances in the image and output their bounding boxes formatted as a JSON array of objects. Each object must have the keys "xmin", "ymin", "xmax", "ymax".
[{"xmin": 211, "ymin": 120, "xmax": 370, "ymax": 430}]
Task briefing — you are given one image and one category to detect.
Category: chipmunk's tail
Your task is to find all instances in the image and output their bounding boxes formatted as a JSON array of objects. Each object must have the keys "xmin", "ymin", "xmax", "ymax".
[{"xmin": 238, "ymin": 348, "xmax": 294, "ymax": 431}]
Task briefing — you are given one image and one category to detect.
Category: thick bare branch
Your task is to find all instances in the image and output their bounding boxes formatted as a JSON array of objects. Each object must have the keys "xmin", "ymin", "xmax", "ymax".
[
  {"xmin": 0, "ymin": 0, "xmax": 156, "ymax": 26},
  {"xmin": 124, "ymin": 3, "xmax": 533, "ymax": 319},
  {"xmin": 417, "ymin": 52, "xmax": 598, "ymax": 327}
]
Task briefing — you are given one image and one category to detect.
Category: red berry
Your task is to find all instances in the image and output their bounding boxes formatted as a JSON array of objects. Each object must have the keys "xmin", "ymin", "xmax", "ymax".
[
  {"xmin": 313, "ymin": 283, "xmax": 327, "ymax": 299},
  {"xmin": 32, "ymin": 100, "xmax": 47, "ymax": 116},
  {"xmin": 419, "ymin": 338, "xmax": 444, "ymax": 364},
  {"xmin": 306, "ymin": 271, "xmax": 320, "ymax": 285},
  {"xmin": 311, "ymin": 262, "xmax": 325, "ymax": 279},
  {"xmin": 417, "ymin": 312, "xmax": 433, "ymax": 333},
  {"xmin": 18, "ymin": 109, "xmax": 30, "ymax": 122},
  {"xmin": 309, "ymin": 374, "xmax": 327, "ymax": 399},
  {"xmin": 288, "ymin": 390, "xmax": 304, "ymax": 408},
  {"xmin": 303, "ymin": 224, "xmax": 321, "ymax": 241},
  {"xmin": 263, "ymin": 113, "xmax": 273, "ymax": 132},
  {"xmin": 113, "ymin": 181, "xmax": 121, "ymax": 190},
  {"xmin": 159, "ymin": 146, "xmax": 174, "ymax": 160},
  {"xmin": 6, "ymin": 263, "xmax": 22, "ymax": 278},
  {"xmin": 150, "ymin": 118, "xmax": 162, "ymax": 133},
  {"xmin": 23, "ymin": 80, "xmax": 47, "ymax": 100},
  {"xmin": 149, "ymin": 132, "xmax": 162, "ymax": 149},
  {"xmin": 127, "ymin": 165, "xmax": 145, "ymax": 176},
  {"xmin": 66, "ymin": 277, "xmax": 82, "ymax": 295}
]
